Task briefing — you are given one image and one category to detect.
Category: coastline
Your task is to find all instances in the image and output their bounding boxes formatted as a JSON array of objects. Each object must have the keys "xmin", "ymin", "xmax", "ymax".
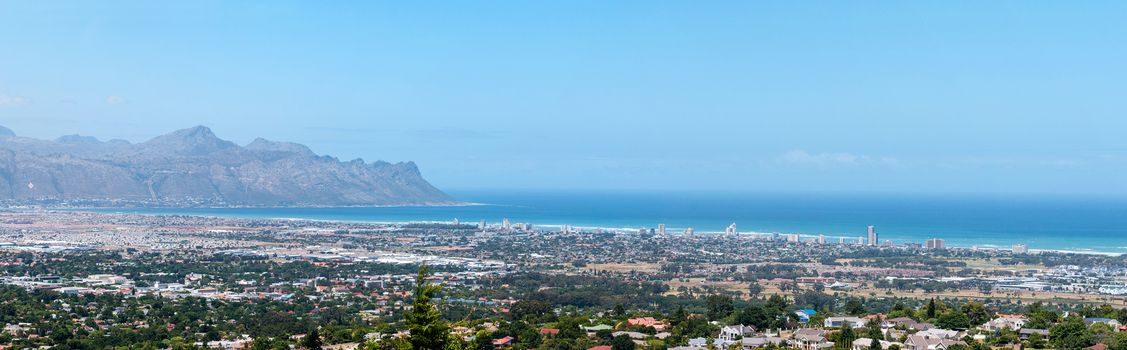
[{"xmin": 48, "ymin": 206, "xmax": 1127, "ymax": 257}]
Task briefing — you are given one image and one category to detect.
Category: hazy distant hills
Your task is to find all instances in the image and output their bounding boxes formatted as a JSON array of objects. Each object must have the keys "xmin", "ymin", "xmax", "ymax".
[{"xmin": 0, "ymin": 125, "xmax": 457, "ymax": 206}]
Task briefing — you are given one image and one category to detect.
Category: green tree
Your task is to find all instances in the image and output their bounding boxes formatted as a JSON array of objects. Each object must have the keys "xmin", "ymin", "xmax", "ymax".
[
  {"xmin": 735, "ymin": 306, "xmax": 769, "ymax": 330},
  {"xmin": 936, "ymin": 311, "xmax": 970, "ymax": 330},
  {"xmin": 612, "ymin": 334, "xmax": 636, "ymax": 350},
  {"xmin": 960, "ymin": 302, "xmax": 991, "ymax": 327},
  {"xmin": 1024, "ymin": 302, "xmax": 1061, "ymax": 329},
  {"xmin": 470, "ymin": 330, "xmax": 494, "ymax": 350},
  {"xmin": 1104, "ymin": 331, "xmax": 1127, "ymax": 350},
  {"xmin": 845, "ymin": 299, "xmax": 866, "ymax": 315},
  {"xmin": 835, "ymin": 327, "xmax": 856, "ymax": 349},
  {"xmin": 1050, "ymin": 316, "xmax": 1094, "ymax": 350},
  {"xmin": 557, "ymin": 317, "xmax": 584, "ymax": 340},
  {"xmin": 866, "ymin": 318, "xmax": 883, "ymax": 341},
  {"xmin": 509, "ymin": 300, "xmax": 552, "ymax": 322},
  {"xmin": 926, "ymin": 299, "xmax": 937, "ymax": 319},
  {"xmin": 671, "ymin": 306, "xmax": 688, "ymax": 327},
  {"xmin": 252, "ymin": 337, "xmax": 291, "ymax": 350},
  {"xmin": 405, "ymin": 264, "xmax": 452, "ymax": 350},
  {"xmin": 1026, "ymin": 332, "xmax": 1047, "ymax": 349},
  {"xmin": 302, "ymin": 329, "xmax": 323, "ymax": 350},
  {"xmin": 706, "ymin": 295, "xmax": 734, "ymax": 321},
  {"xmin": 747, "ymin": 283, "xmax": 764, "ymax": 296}
]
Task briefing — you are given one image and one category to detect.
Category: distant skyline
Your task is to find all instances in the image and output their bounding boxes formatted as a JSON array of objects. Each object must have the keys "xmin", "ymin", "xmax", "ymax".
[{"xmin": 2, "ymin": 1, "xmax": 1126, "ymax": 194}]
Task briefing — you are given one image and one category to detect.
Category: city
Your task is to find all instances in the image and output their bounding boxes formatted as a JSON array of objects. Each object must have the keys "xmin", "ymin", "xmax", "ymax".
[{"xmin": 1, "ymin": 209, "xmax": 1126, "ymax": 349}]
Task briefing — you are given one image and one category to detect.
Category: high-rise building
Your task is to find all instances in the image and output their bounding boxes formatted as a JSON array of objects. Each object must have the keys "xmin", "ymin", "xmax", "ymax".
[
  {"xmin": 502, "ymin": 218, "xmax": 511, "ymax": 230},
  {"xmin": 838, "ymin": 237, "xmax": 845, "ymax": 244},
  {"xmin": 683, "ymin": 227, "xmax": 694, "ymax": 235},
  {"xmin": 657, "ymin": 223, "xmax": 666, "ymax": 235},
  {"xmin": 867, "ymin": 225, "xmax": 877, "ymax": 246},
  {"xmin": 1013, "ymin": 244, "xmax": 1029, "ymax": 254},
  {"xmin": 818, "ymin": 234, "xmax": 826, "ymax": 245},
  {"xmin": 478, "ymin": 220, "xmax": 486, "ymax": 230},
  {"xmin": 925, "ymin": 238, "xmax": 945, "ymax": 249},
  {"xmin": 453, "ymin": 218, "xmax": 459, "ymax": 225},
  {"xmin": 787, "ymin": 234, "xmax": 800, "ymax": 242},
  {"xmin": 725, "ymin": 223, "xmax": 738, "ymax": 235}
]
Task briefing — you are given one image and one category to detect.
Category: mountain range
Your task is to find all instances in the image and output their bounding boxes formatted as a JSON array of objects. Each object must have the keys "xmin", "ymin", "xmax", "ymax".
[{"xmin": 0, "ymin": 125, "xmax": 457, "ymax": 206}]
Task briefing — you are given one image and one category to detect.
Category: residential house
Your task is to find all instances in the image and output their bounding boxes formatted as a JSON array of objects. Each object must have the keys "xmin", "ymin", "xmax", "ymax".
[
  {"xmin": 793, "ymin": 329, "xmax": 833, "ymax": 350},
  {"xmin": 795, "ymin": 309, "xmax": 817, "ymax": 324},
  {"xmin": 915, "ymin": 328, "xmax": 962, "ymax": 340},
  {"xmin": 825, "ymin": 317, "xmax": 865, "ymax": 329},
  {"xmin": 688, "ymin": 337, "xmax": 709, "ymax": 348},
  {"xmin": 612, "ymin": 331, "xmax": 649, "ymax": 340},
  {"xmin": 719, "ymin": 325, "xmax": 756, "ymax": 343},
  {"xmin": 1019, "ymin": 329, "xmax": 1049, "ymax": 341},
  {"xmin": 903, "ymin": 335, "xmax": 965, "ymax": 350},
  {"xmin": 852, "ymin": 338, "xmax": 901, "ymax": 350},
  {"xmin": 628, "ymin": 317, "xmax": 669, "ymax": 331},
  {"xmin": 492, "ymin": 336, "xmax": 513, "ymax": 347},
  {"xmin": 884, "ymin": 317, "xmax": 929, "ymax": 331},
  {"xmin": 980, "ymin": 316, "xmax": 1025, "ymax": 331},
  {"xmin": 583, "ymin": 324, "xmax": 613, "ymax": 332},
  {"xmin": 740, "ymin": 336, "xmax": 785, "ymax": 349},
  {"xmin": 1084, "ymin": 318, "xmax": 1123, "ymax": 329}
]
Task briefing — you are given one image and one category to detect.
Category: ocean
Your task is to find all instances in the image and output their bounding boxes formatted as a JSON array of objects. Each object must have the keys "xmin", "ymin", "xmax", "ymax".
[{"xmin": 82, "ymin": 190, "xmax": 1127, "ymax": 254}]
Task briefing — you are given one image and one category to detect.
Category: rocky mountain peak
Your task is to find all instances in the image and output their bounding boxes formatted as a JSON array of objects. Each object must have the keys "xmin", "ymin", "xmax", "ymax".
[
  {"xmin": 0, "ymin": 125, "xmax": 455, "ymax": 206},
  {"xmin": 140, "ymin": 125, "xmax": 237, "ymax": 156},
  {"xmin": 245, "ymin": 137, "xmax": 315, "ymax": 158}
]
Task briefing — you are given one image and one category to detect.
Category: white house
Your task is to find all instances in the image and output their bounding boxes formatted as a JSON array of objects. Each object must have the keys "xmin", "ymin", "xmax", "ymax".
[
  {"xmin": 824, "ymin": 316, "xmax": 865, "ymax": 329},
  {"xmin": 980, "ymin": 316, "xmax": 1025, "ymax": 331},
  {"xmin": 719, "ymin": 325, "xmax": 756, "ymax": 343}
]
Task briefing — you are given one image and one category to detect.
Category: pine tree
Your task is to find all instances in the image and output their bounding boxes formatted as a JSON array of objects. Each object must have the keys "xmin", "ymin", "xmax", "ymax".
[
  {"xmin": 836, "ymin": 326, "xmax": 856, "ymax": 349},
  {"xmin": 926, "ymin": 298, "xmax": 937, "ymax": 319},
  {"xmin": 302, "ymin": 328, "xmax": 323, "ymax": 350},
  {"xmin": 406, "ymin": 264, "xmax": 452, "ymax": 350}
]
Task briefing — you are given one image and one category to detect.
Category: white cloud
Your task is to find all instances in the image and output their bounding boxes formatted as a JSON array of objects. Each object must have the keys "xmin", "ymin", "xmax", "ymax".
[
  {"xmin": 105, "ymin": 95, "xmax": 127, "ymax": 105},
  {"xmin": 0, "ymin": 94, "xmax": 30, "ymax": 107},
  {"xmin": 781, "ymin": 150, "xmax": 899, "ymax": 167}
]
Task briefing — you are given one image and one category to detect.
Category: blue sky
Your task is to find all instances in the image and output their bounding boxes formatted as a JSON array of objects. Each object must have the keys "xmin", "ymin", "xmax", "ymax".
[{"xmin": 1, "ymin": 1, "xmax": 1126, "ymax": 194}]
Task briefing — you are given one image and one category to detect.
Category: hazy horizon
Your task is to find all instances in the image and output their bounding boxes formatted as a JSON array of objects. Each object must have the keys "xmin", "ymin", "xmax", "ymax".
[{"xmin": 3, "ymin": 2, "xmax": 1126, "ymax": 195}]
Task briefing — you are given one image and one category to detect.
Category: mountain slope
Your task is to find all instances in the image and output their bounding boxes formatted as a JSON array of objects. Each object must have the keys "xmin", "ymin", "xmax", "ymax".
[{"xmin": 0, "ymin": 126, "xmax": 457, "ymax": 206}]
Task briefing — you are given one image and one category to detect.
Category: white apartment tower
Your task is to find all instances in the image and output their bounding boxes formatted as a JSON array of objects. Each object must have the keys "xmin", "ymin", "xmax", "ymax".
[{"xmin": 1013, "ymin": 244, "xmax": 1029, "ymax": 254}]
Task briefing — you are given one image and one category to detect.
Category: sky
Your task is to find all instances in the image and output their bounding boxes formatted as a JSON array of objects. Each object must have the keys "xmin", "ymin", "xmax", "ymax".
[{"xmin": 1, "ymin": 1, "xmax": 1126, "ymax": 194}]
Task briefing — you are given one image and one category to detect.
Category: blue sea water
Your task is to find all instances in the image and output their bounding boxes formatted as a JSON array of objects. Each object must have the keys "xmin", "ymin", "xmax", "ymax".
[{"xmin": 82, "ymin": 190, "xmax": 1127, "ymax": 254}]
